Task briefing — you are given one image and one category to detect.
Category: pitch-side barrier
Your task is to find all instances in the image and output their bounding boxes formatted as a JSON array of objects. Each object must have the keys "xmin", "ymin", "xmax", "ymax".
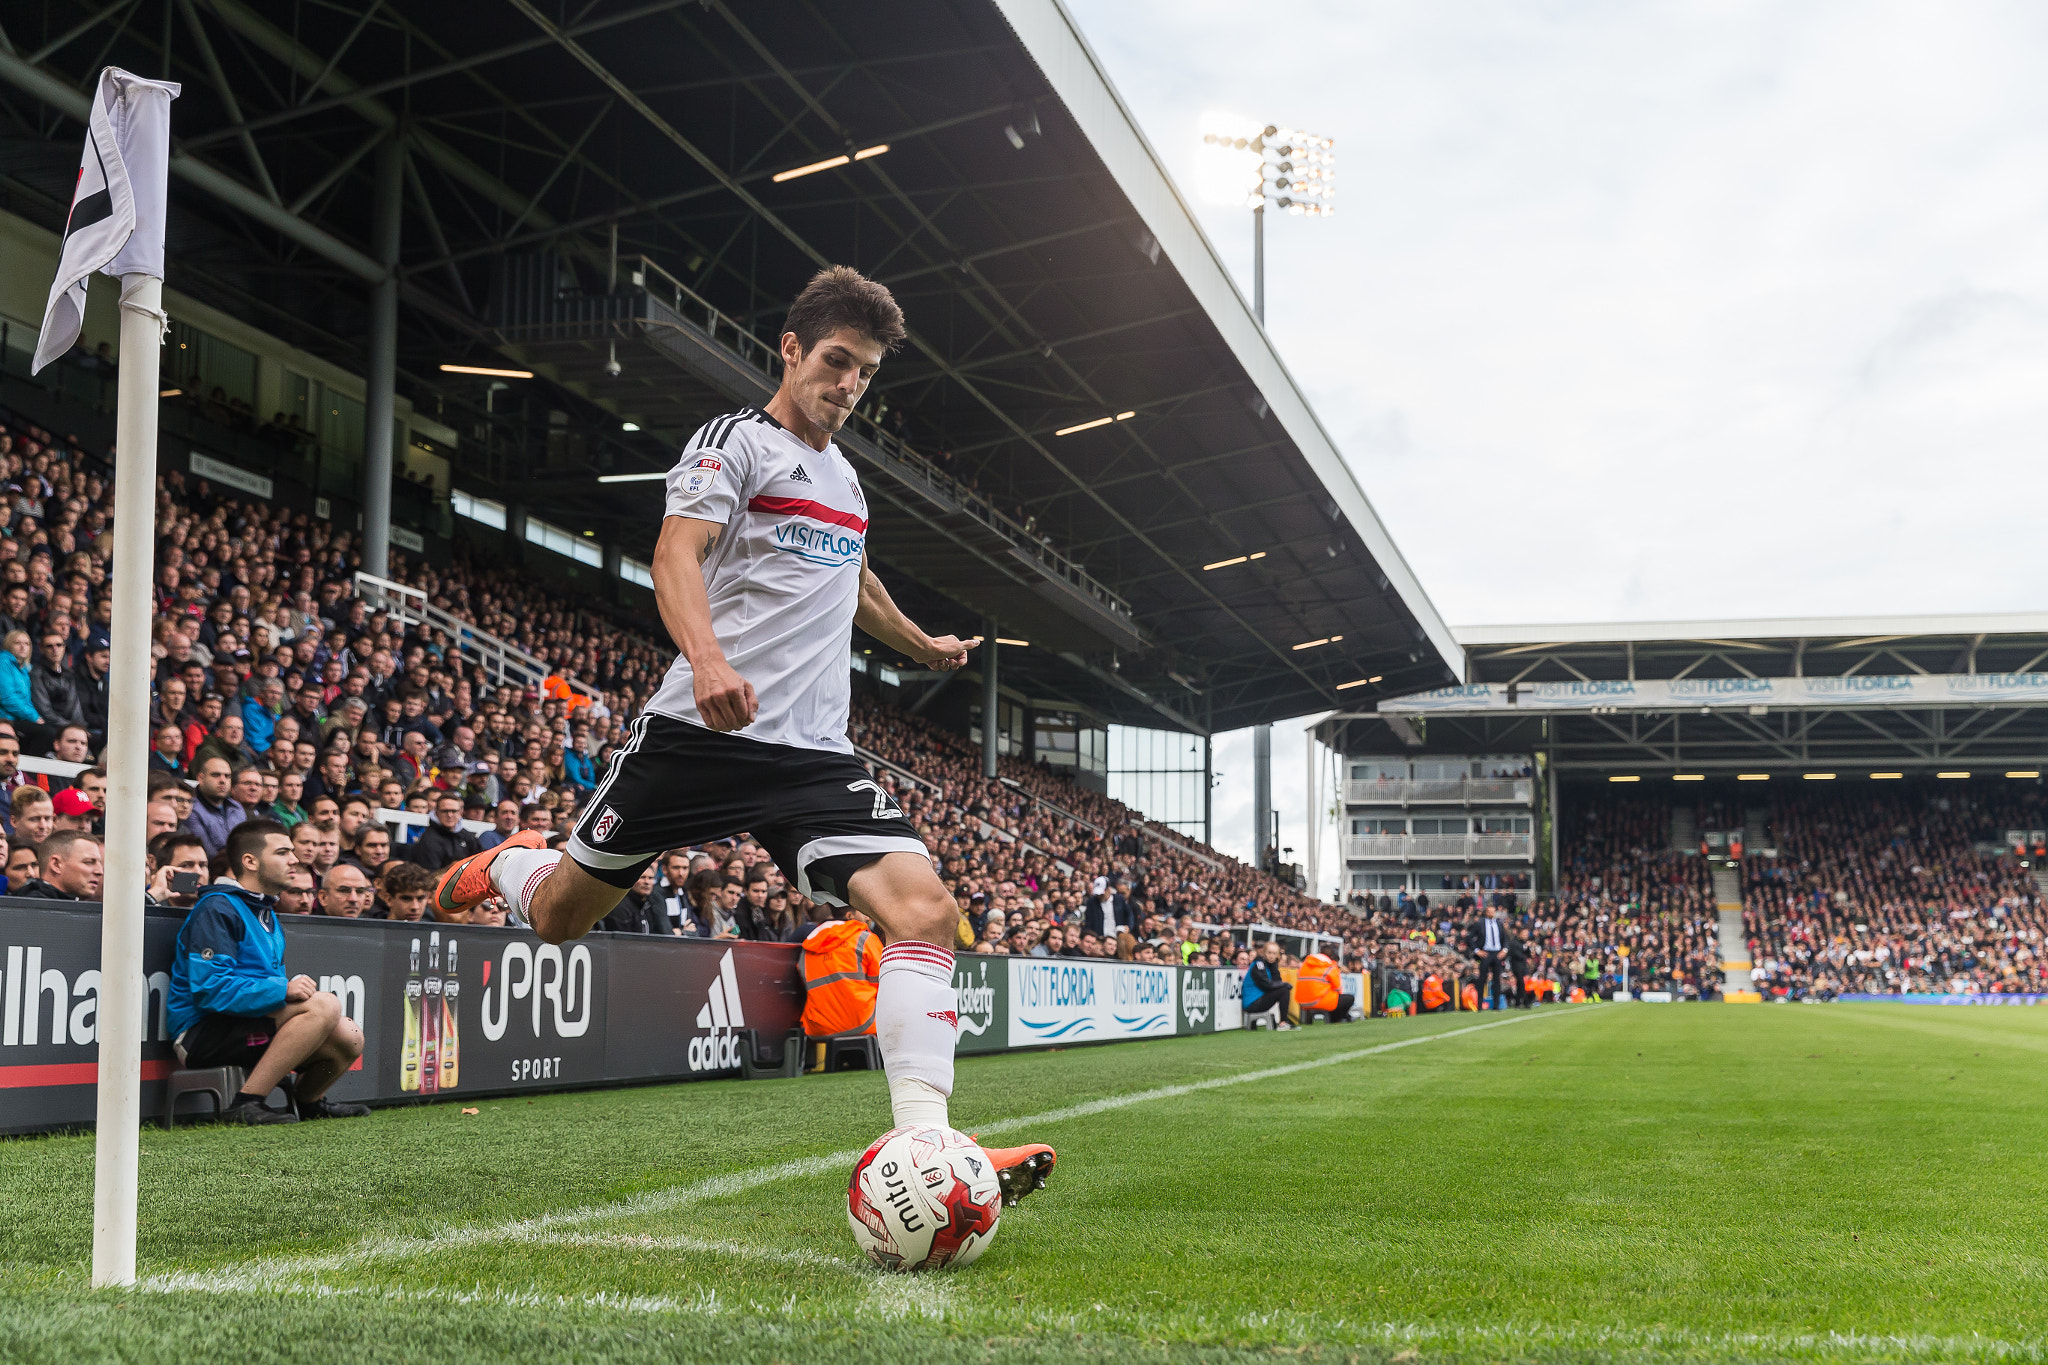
[{"xmin": 0, "ymin": 900, "xmax": 1361, "ymax": 1135}]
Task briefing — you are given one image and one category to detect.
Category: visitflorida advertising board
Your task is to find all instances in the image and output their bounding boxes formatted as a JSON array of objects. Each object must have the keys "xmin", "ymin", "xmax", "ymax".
[{"xmin": 1008, "ymin": 958, "xmax": 1179, "ymax": 1048}]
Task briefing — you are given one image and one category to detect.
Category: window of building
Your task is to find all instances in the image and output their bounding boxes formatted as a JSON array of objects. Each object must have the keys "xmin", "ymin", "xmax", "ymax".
[
  {"xmin": 619, "ymin": 556, "xmax": 654, "ymax": 589},
  {"xmin": 1410, "ymin": 817, "xmax": 1469, "ymax": 836},
  {"xmin": 452, "ymin": 490, "xmax": 507, "ymax": 529},
  {"xmin": 525, "ymin": 516, "xmax": 603, "ymax": 567},
  {"xmin": 1107, "ymin": 724, "xmax": 1204, "ymax": 836},
  {"xmin": 1351, "ymin": 817, "xmax": 1405, "ymax": 836}
]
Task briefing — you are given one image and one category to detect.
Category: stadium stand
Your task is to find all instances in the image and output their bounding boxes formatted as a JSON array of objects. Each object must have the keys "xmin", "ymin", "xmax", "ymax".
[
  {"xmin": 10, "ymin": 394, "xmax": 2042, "ymax": 1013},
  {"xmin": 1742, "ymin": 782, "xmax": 2048, "ymax": 999},
  {"xmin": 0, "ymin": 402, "xmax": 1345, "ymax": 967}
]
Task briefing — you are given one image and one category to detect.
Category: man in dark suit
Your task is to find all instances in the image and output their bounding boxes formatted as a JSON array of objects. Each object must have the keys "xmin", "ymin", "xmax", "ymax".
[{"xmin": 1467, "ymin": 903, "xmax": 1510, "ymax": 1010}]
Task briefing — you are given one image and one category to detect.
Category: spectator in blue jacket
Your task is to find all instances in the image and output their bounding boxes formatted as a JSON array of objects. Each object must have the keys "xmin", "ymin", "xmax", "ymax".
[
  {"xmin": 241, "ymin": 677, "xmax": 284, "ymax": 759},
  {"xmin": 0, "ymin": 630, "xmax": 39, "ymax": 734},
  {"xmin": 168, "ymin": 819, "xmax": 368, "ymax": 1124},
  {"xmin": 1241, "ymin": 939, "xmax": 1294, "ymax": 1030}
]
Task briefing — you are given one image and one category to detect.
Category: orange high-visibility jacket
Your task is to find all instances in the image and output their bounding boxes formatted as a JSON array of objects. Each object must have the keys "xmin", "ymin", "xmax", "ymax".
[
  {"xmin": 1296, "ymin": 953, "xmax": 1343, "ymax": 1012},
  {"xmin": 801, "ymin": 920, "xmax": 882, "ymax": 1037},
  {"xmin": 1420, "ymin": 974, "xmax": 1450, "ymax": 1011}
]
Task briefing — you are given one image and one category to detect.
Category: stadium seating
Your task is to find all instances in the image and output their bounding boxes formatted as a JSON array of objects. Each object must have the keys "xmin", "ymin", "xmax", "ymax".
[{"xmin": 10, "ymin": 396, "xmax": 2041, "ymax": 1008}]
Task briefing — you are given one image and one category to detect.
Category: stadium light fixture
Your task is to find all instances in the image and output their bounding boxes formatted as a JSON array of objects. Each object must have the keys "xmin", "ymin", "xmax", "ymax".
[
  {"xmin": 597, "ymin": 471, "xmax": 667, "ymax": 483},
  {"xmin": 1737, "ymin": 773, "xmax": 1770, "ymax": 781},
  {"xmin": 969, "ymin": 636, "xmax": 1029, "ymax": 647},
  {"xmin": 1869, "ymin": 772, "xmax": 1904, "ymax": 780},
  {"xmin": 1335, "ymin": 675, "xmax": 1382, "ymax": 690},
  {"xmin": 440, "ymin": 363, "xmax": 533, "ymax": 379},
  {"xmin": 773, "ymin": 145, "xmax": 888, "ymax": 183},
  {"xmin": 2008, "ymin": 770, "xmax": 2040, "ymax": 779},
  {"xmin": 1936, "ymin": 770, "xmax": 1971, "ymax": 779},
  {"xmin": 1054, "ymin": 411, "xmax": 1136, "ymax": 437},
  {"xmin": 1203, "ymin": 551, "xmax": 1268, "ymax": 570},
  {"xmin": 1608, "ymin": 775, "xmax": 1639, "ymax": 783},
  {"xmin": 1804, "ymin": 773, "xmax": 1837, "ymax": 780},
  {"xmin": 1198, "ymin": 118, "xmax": 1336, "ymax": 322},
  {"xmin": 621, "ymin": 421, "xmax": 640, "ymax": 432},
  {"xmin": 1672, "ymin": 774, "xmax": 1705, "ymax": 782},
  {"xmin": 158, "ymin": 387, "xmax": 181, "ymax": 398},
  {"xmin": 1291, "ymin": 635, "xmax": 1343, "ymax": 651}
]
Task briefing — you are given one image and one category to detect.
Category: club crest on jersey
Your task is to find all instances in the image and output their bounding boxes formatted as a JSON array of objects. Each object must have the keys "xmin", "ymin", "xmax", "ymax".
[{"xmin": 589, "ymin": 805, "xmax": 622, "ymax": 844}]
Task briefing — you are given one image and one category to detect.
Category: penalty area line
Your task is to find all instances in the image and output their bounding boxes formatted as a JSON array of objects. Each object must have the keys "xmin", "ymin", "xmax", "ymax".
[{"xmin": 139, "ymin": 1004, "xmax": 1597, "ymax": 1294}]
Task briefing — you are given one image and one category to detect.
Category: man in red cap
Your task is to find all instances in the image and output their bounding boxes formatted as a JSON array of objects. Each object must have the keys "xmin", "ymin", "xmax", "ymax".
[{"xmin": 51, "ymin": 786, "xmax": 96, "ymax": 834}]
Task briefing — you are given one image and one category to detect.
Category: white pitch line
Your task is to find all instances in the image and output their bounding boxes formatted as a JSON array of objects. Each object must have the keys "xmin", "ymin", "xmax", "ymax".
[{"xmin": 139, "ymin": 1005, "xmax": 1595, "ymax": 1294}]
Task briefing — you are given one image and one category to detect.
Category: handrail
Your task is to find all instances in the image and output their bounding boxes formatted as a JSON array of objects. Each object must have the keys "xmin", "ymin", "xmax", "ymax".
[
  {"xmin": 626, "ymin": 255, "xmax": 1135, "ymax": 627},
  {"xmin": 854, "ymin": 744, "xmax": 1074, "ymax": 874},
  {"xmin": 353, "ymin": 571, "xmax": 601, "ymax": 706}
]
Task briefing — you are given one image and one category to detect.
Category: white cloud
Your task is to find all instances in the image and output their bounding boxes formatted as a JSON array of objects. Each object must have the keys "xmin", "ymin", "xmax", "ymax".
[{"xmin": 1066, "ymin": 0, "xmax": 2048, "ymax": 625}]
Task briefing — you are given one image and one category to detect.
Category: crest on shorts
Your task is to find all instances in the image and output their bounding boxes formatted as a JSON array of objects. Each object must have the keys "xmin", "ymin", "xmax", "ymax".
[{"xmin": 590, "ymin": 804, "xmax": 622, "ymax": 844}]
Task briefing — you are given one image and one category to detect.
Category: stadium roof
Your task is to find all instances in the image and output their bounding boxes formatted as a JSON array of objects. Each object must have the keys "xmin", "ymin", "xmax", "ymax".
[
  {"xmin": 0, "ymin": 0, "xmax": 1460, "ymax": 735},
  {"xmin": 1318, "ymin": 613, "xmax": 2048, "ymax": 775}
]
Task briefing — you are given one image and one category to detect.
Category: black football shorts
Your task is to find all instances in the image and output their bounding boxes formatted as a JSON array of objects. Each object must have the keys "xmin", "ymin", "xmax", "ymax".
[{"xmin": 566, "ymin": 713, "xmax": 929, "ymax": 904}]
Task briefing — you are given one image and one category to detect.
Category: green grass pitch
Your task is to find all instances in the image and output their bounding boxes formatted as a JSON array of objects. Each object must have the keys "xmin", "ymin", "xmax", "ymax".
[{"xmin": 3, "ymin": 1002, "xmax": 2046, "ymax": 1363}]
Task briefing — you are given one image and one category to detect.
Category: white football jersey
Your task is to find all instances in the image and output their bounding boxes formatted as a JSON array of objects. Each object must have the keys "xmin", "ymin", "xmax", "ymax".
[{"xmin": 645, "ymin": 406, "xmax": 867, "ymax": 754}]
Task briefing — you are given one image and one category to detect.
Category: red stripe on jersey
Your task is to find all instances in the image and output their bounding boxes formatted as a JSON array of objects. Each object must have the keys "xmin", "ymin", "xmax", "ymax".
[{"xmin": 747, "ymin": 494, "xmax": 868, "ymax": 535}]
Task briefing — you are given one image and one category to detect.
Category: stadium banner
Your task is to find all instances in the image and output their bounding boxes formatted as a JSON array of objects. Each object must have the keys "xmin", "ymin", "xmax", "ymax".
[
  {"xmin": 0, "ymin": 900, "xmax": 1257, "ymax": 1131},
  {"xmin": 1379, "ymin": 672, "xmax": 2048, "ymax": 716},
  {"xmin": 952, "ymin": 954, "xmax": 1009, "ymax": 1055},
  {"xmin": 1008, "ymin": 958, "xmax": 1178, "ymax": 1048},
  {"xmin": 1216, "ymin": 967, "xmax": 1244, "ymax": 1030},
  {"xmin": 0, "ymin": 901, "xmax": 802, "ymax": 1135},
  {"xmin": 1836, "ymin": 993, "xmax": 2048, "ymax": 1005}
]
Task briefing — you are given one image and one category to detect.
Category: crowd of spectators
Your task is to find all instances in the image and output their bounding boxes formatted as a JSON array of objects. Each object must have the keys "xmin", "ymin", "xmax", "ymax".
[
  {"xmin": 16, "ymin": 399, "xmax": 2045, "ymax": 1011},
  {"xmin": 1744, "ymin": 783, "xmax": 2048, "ymax": 998}
]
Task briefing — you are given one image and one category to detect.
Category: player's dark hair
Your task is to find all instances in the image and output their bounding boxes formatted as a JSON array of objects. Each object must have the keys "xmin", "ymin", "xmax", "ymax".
[
  {"xmin": 224, "ymin": 818, "xmax": 287, "ymax": 875},
  {"xmin": 784, "ymin": 265, "xmax": 905, "ymax": 355}
]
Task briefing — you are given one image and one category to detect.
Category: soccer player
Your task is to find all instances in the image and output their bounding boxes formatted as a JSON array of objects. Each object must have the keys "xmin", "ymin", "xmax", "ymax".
[{"xmin": 435, "ymin": 266, "xmax": 1054, "ymax": 1205}]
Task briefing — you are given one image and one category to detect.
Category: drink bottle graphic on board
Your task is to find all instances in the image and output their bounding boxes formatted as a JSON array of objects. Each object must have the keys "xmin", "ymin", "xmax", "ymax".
[
  {"xmin": 440, "ymin": 938, "xmax": 460, "ymax": 1090},
  {"xmin": 422, "ymin": 930, "xmax": 442, "ymax": 1095},
  {"xmin": 401, "ymin": 936, "xmax": 421, "ymax": 1092}
]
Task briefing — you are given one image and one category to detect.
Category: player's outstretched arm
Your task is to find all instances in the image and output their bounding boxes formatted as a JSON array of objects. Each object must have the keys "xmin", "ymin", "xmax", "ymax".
[
  {"xmin": 654, "ymin": 514, "xmax": 758, "ymax": 730},
  {"xmin": 854, "ymin": 554, "xmax": 976, "ymax": 671}
]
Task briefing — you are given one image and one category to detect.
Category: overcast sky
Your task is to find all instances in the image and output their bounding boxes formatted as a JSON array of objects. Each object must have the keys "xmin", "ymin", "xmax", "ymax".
[{"xmin": 1070, "ymin": 0, "xmax": 2048, "ymax": 877}]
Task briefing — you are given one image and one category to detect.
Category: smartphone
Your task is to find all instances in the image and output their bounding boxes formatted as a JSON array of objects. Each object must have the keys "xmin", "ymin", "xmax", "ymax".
[{"xmin": 171, "ymin": 871, "xmax": 202, "ymax": 896}]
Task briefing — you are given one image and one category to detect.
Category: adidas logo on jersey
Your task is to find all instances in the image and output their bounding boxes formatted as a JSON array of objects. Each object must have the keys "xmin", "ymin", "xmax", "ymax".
[
  {"xmin": 790, "ymin": 464, "xmax": 812, "ymax": 484},
  {"xmin": 688, "ymin": 950, "xmax": 748, "ymax": 1072}
]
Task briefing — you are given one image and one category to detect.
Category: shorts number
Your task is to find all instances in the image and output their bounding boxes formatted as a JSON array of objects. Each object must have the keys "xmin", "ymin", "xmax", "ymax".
[{"xmin": 847, "ymin": 779, "xmax": 902, "ymax": 820}]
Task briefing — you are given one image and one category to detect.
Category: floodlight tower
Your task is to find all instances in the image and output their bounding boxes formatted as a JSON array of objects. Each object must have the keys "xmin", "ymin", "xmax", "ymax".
[
  {"xmin": 1200, "ymin": 122, "xmax": 1337, "ymax": 323},
  {"xmin": 1199, "ymin": 120, "xmax": 1335, "ymax": 875}
]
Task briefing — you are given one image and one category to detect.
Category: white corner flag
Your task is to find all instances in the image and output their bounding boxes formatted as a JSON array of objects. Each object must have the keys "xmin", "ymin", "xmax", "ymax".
[
  {"xmin": 33, "ymin": 65, "xmax": 180, "ymax": 1292},
  {"xmin": 32, "ymin": 67, "xmax": 180, "ymax": 375}
]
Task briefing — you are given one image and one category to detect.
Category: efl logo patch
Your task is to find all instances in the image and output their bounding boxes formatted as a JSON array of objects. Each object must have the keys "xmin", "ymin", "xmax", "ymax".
[
  {"xmin": 679, "ymin": 455, "xmax": 722, "ymax": 498},
  {"xmin": 590, "ymin": 805, "xmax": 622, "ymax": 844}
]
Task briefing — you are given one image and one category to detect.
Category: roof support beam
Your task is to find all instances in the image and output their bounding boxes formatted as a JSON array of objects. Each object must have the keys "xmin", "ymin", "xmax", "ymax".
[{"xmin": 0, "ymin": 46, "xmax": 387, "ymax": 281}]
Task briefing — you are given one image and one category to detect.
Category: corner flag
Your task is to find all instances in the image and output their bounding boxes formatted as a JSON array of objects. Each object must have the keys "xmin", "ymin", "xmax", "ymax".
[
  {"xmin": 32, "ymin": 66, "xmax": 179, "ymax": 375},
  {"xmin": 29, "ymin": 64, "xmax": 179, "ymax": 1290}
]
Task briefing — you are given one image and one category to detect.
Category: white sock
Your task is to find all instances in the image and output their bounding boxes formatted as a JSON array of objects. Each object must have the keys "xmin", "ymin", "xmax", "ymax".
[
  {"xmin": 486, "ymin": 847, "xmax": 559, "ymax": 914},
  {"xmin": 875, "ymin": 941, "xmax": 957, "ymax": 1130}
]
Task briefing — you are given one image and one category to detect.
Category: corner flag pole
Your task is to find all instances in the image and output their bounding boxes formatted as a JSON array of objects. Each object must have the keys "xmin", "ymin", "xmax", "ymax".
[{"xmin": 32, "ymin": 65, "xmax": 179, "ymax": 1290}]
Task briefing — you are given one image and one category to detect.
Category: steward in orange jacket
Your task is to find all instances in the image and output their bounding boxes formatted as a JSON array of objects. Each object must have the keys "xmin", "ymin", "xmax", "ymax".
[
  {"xmin": 800, "ymin": 915, "xmax": 882, "ymax": 1037},
  {"xmin": 1420, "ymin": 973, "xmax": 1451, "ymax": 1013},
  {"xmin": 1295, "ymin": 952, "xmax": 1355, "ymax": 1021}
]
